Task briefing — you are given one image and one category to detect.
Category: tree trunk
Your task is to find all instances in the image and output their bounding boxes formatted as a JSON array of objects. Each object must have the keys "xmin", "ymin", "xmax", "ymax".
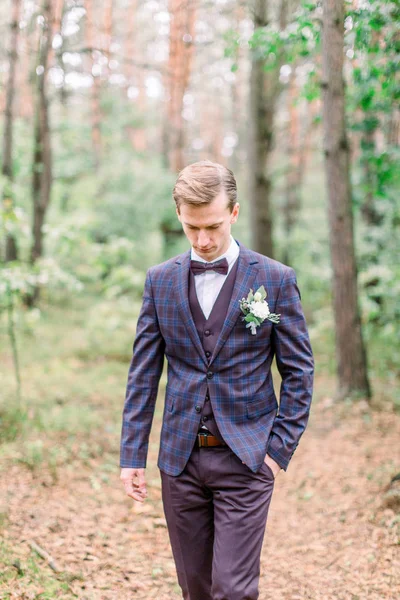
[
  {"xmin": 17, "ymin": 28, "xmax": 34, "ymax": 120},
  {"xmin": 2, "ymin": 0, "xmax": 22, "ymax": 263},
  {"xmin": 230, "ymin": 1, "xmax": 247, "ymax": 174},
  {"xmin": 48, "ymin": 0, "xmax": 67, "ymax": 106},
  {"xmin": 103, "ymin": 0, "xmax": 113, "ymax": 63},
  {"xmin": 321, "ymin": 0, "xmax": 371, "ymax": 399},
  {"xmin": 387, "ymin": 108, "xmax": 400, "ymax": 147},
  {"xmin": 29, "ymin": 0, "xmax": 53, "ymax": 305},
  {"xmin": 282, "ymin": 69, "xmax": 301, "ymax": 265},
  {"xmin": 248, "ymin": 0, "xmax": 287, "ymax": 258},
  {"xmin": 166, "ymin": 0, "xmax": 196, "ymax": 172},
  {"xmin": 124, "ymin": 0, "xmax": 147, "ymax": 153},
  {"xmin": 282, "ymin": 83, "xmax": 319, "ymax": 265},
  {"xmin": 85, "ymin": 0, "xmax": 103, "ymax": 169}
]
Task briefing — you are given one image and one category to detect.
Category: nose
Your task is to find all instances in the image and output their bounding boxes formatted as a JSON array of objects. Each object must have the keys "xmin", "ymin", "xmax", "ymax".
[{"xmin": 197, "ymin": 230, "xmax": 210, "ymax": 248}]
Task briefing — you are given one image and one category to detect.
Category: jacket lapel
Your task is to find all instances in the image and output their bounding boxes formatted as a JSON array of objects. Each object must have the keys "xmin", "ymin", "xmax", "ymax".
[
  {"xmin": 174, "ymin": 250, "xmax": 208, "ymax": 366},
  {"xmin": 209, "ymin": 243, "xmax": 260, "ymax": 364}
]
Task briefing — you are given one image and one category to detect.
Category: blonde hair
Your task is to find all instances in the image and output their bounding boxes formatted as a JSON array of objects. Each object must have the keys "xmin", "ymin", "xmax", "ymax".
[{"xmin": 173, "ymin": 160, "xmax": 237, "ymax": 213}]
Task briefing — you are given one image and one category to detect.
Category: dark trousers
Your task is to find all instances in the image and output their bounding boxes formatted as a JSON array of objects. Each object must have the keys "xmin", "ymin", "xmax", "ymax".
[{"xmin": 160, "ymin": 443, "xmax": 275, "ymax": 600}]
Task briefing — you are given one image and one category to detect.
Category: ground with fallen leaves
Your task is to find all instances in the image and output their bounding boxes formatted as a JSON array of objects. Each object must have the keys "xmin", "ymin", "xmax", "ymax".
[
  {"xmin": 1, "ymin": 297, "xmax": 399, "ymax": 599},
  {"xmin": 1, "ymin": 387, "xmax": 399, "ymax": 600}
]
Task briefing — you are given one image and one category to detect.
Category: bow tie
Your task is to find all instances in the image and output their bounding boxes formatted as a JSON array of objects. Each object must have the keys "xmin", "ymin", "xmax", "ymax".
[{"xmin": 190, "ymin": 257, "xmax": 229, "ymax": 276}]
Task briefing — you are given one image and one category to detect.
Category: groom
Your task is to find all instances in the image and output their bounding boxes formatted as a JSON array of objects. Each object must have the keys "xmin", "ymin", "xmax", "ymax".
[{"xmin": 120, "ymin": 160, "xmax": 314, "ymax": 600}]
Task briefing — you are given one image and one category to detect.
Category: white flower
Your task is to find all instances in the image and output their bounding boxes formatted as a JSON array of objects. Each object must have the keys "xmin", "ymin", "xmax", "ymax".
[
  {"xmin": 239, "ymin": 285, "xmax": 281, "ymax": 335},
  {"xmin": 249, "ymin": 300, "xmax": 270, "ymax": 320}
]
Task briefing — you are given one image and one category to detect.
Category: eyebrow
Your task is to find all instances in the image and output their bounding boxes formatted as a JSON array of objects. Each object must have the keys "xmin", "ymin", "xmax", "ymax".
[{"xmin": 184, "ymin": 221, "xmax": 224, "ymax": 229}]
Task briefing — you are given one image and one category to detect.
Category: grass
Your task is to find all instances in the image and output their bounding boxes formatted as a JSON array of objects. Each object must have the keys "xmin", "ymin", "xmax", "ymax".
[
  {"xmin": 0, "ymin": 537, "xmax": 81, "ymax": 599},
  {"xmin": 0, "ymin": 288, "xmax": 398, "ymax": 482},
  {"xmin": 0, "ymin": 288, "xmax": 399, "ymax": 599},
  {"xmin": 0, "ymin": 293, "xmax": 168, "ymax": 479}
]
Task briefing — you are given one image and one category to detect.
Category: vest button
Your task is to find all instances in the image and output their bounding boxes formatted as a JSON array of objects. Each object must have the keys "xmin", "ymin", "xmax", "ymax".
[
  {"xmin": 202, "ymin": 416, "xmax": 208, "ymax": 422},
  {"xmin": 207, "ymin": 371, "xmax": 213, "ymax": 380},
  {"xmin": 195, "ymin": 405, "xmax": 201, "ymax": 413},
  {"xmin": 205, "ymin": 351, "xmax": 211, "ymax": 358},
  {"xmin": 204, "ymin": 330, "xmax": 211, "ymax": 336}
]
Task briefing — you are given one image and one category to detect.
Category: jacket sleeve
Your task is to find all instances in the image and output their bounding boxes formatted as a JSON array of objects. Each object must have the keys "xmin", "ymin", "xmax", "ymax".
[
  {"xmin": 120, "ymin": 268, "xmax": 165, "ymax": 468},
  {"xmin": 266, "ymin": 267, "xmax": 314, "ymax": 471}
]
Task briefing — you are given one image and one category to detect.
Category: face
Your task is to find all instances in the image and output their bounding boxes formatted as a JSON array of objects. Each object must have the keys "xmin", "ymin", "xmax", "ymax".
[{"xmin": 176, "ymin": 190, "xmax": 240, "ymax": 262}]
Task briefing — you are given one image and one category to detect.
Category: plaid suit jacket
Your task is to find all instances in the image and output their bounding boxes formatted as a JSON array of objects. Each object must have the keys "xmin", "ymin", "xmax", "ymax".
[{"xmin": 120, "ymin": 240, "xmax": 314, "ymax": 476}]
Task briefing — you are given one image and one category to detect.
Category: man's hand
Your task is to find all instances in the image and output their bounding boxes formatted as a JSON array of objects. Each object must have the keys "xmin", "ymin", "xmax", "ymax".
[
  {"xmin": 263, "ymin": 454, "xmax": 281, "ymax": 479},
  {"xmin": 120, "ymin": 468, "xmax": 147, "ymax": 502}
]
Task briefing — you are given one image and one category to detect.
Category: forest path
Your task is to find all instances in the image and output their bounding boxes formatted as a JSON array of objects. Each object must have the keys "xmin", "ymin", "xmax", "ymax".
[{"xmin": 1, "ymin": 379, "xmax": 399, "ymax": 600}]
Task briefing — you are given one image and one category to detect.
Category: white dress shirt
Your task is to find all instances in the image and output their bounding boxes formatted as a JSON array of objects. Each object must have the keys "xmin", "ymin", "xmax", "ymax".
[{"xmin": 190, "ymin": 234, "xmax": 239, "ymax": 319}]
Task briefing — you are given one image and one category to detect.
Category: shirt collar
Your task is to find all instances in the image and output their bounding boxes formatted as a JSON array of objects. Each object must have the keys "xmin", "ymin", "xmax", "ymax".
[{"xmin": 191, "ymin": 234, "xmax": 239, "ymax": 266}]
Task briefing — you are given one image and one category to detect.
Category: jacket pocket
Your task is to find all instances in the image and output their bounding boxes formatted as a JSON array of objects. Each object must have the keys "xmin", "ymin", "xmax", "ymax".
[{"xmin": 246, "ymin": 394, "xmax": 277, "ymax": 419}]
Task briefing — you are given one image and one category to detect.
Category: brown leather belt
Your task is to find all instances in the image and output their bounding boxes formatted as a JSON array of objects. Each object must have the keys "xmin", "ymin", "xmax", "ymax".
[{"xmin": 196, "ymin": 433, "xmax": 226, "ymax": 448}]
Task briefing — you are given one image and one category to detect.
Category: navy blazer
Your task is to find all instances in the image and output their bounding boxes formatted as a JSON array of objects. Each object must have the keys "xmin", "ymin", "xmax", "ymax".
[{"xmin": 120, "ymin": 240, "xmax": 314, "ymax": 476}]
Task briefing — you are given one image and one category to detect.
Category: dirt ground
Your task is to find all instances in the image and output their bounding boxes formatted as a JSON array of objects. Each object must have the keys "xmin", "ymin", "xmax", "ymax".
[{"xmin": 1, "ymin": 391, "xmax": 400, "ymax": 600}]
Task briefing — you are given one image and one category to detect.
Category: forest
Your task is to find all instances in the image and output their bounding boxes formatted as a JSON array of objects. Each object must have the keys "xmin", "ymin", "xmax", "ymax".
[{"xmin": 0, "ymin": 0, "xmax": 399, "ymax": 598}]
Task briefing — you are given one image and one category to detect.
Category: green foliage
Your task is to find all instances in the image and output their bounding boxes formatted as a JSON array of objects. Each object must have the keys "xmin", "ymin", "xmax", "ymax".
[
  {"xmin": 82, "ymin": 296, "xmax": 141, "ymax": 361},
  {"xmin": 42, "ymin": 217, "xmax": 145, "ymax": 298},
  {"xmin": 345, "ymin": 1, "xmax": 400, "ymax": 359},
  {"xmin": 245, "ymin": 1, "xmax": 322, "ymax": 81},
  {"xmin": 0, "ymin": 538, "xmax": 77, "ymax": 598},
  {"xmin": 245, "ymin": 0, "xmax": 399, "ymax": 376},
  {"xmin": 88, "ymin": 164, "xmax": 175, "ymax": 259},
  {"xmin": 0, "ymin": 405, "xmax": 28, "ymax": 442},
  {"xmin": 0, "ymin": 294, "xmax": 138, "ymax": 480}
]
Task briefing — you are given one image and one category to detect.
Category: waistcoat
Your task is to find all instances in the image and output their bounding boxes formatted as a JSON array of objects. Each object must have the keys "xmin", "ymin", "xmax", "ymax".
[{"xmin": 188, "ymin": 257, "xmax": 239, "ymax": 441}]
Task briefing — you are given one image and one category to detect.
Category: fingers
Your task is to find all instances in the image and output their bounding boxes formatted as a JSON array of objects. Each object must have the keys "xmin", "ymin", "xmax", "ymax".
[
  {"xmin": 120, "ymin": 468, "xmax": 147, "ymax": 503},
  {"xmin": 123, "ymin": 478, "xmax": 146, "ymax": 503},
  {"xmin": 136, "ymin": 469, "xmax": 147, "ymax": 496},
  {"xmin": 127, "ymin": 489, "xmax": 146, "ymax": 503}
]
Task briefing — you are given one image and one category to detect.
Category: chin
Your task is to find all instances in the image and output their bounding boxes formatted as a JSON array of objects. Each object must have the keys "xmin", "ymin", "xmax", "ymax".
[{"xmin": 197, "ymin": 248, "xmax": 215, "ymax": 256}]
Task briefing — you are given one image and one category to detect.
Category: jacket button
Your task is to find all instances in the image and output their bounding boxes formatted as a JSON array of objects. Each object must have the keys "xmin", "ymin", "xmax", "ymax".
[
  {"xmin": 204, "ymin": 330, "xmax": 211, "ymax": 336},
  {"xmin": 207, "ymin": 371, "xmax": 213, "ymax": 380},
  {"xmin": 202, "ymin": 416, "xmax": 208, "ymax": 422},
  {"xmin": 195, "ymin": 405, "xmax": 201, "ymax": 413}
]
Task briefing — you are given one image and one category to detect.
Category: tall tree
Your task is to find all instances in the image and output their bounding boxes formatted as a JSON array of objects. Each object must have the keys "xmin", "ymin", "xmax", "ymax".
[
  {"xmin": 321, "ymin": 0, "xmax": 370, "ymax": 399},
  {"xmin": 16, "ymin": 24, "xmax": 34, "ymax": 120},
  {"xmin": 103, "ymin": 0, "xmax": 113, "ymax": 63},
  {"xmin": 282, "ymin": 69, "xmax": 301, "ymax": 265},
  {"xmin": 229, "ymin": 1, "xmax": 247, "ymax": 174},
  {"xmin": 2, "ymin": 0, "xmax": 22, "ymax": 263},
  {"xmin": 30, "ymin": 0, "xmax": 53, "ymax": 286},
  {"xmin": 248, "ymin": 0, "xmax": 287, "ymax": 258},
  {"xmin": 282, "ymin": 78, "xmax": 319, "ymax": 266},
  {"xmin": 159, "ymin": 0, "xmax": 197, "ymax": 255},
  {"xmin": 85, "ymin": 0, "xmax": 103, "ymax": 168},
  {"xmin": 166, "ymin": 0, "xmax": 196, "ymax": 173},
  {"xmin": 48, "ymin": 0, "xmax": 67, "ymax": 106},
  {"xmin": 124, "ymin": 0, "xmax": 147, "ymax": 153}
]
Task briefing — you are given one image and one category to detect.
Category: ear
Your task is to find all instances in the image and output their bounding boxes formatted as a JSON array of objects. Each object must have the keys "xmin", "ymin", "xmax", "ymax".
[{"xmin": 230, "ymin": 202, "xmax": 240, "ymax": 223}]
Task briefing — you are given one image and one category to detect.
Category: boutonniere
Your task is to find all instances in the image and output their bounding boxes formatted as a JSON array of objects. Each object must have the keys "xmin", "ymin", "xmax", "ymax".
[{"xmin": 239, "ymin": 285, "xmax": 280, "ymax": 335}]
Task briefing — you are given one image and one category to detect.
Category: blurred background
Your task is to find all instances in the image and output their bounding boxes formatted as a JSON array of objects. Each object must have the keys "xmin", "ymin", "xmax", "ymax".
[{"xmin": 0, "ymin": 1, "xmax": 399, "ymax": 598}]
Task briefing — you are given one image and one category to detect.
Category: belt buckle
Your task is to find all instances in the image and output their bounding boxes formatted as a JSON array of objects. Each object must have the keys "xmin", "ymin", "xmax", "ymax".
[{"xmin": 197, "ymin": 432, "xmax": 209, "ymax": 448}]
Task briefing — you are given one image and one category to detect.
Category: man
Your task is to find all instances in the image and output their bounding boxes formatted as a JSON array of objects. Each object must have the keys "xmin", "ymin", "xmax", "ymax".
[{"xmin": 120, "ymin": 160, "xmax": 314, "ymax": 600}]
